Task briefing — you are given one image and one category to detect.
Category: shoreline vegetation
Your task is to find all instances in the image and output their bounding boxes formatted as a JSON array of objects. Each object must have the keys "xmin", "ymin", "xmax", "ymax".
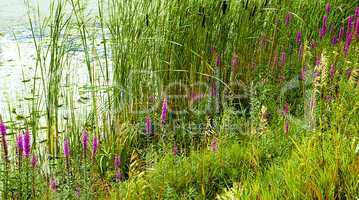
[{"xmin": 0, "ymin": 0, "xmax": 359, "ymax": 199}]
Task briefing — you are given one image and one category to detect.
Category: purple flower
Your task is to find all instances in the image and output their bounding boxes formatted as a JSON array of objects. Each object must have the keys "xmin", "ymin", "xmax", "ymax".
[
  {"xmin": 283, "ymin": 103, "xmax": 289, "ymax": 115},
  {"xmin": 23, "ymin": 130, "xmax": 31, "ymax": 158},
  {"xmin": 331, "ymin": 36, "xmax": 338, "ymax": 45},
  {"xmin": 348, "ymin": 16, "xmax": 353, "ymax": 31},
  {"xmin": 315, "ymin": 56, "xmax": 321, "ymax": 66},
  {"xmin": 211, "ymin": 137, "xmax": 218, "ymax": 152},
  {"xmin": 161, "ymin": 97, "xmax": 168, "ymax": 124},
  {"xmin": 0, "ymin": 121, "xmax": 8, "ymax": 162},
  {"xmin": 0, "ymin": 122, "xmax": 6, "ymax": 136},
  {"xmin": 296, "ymin": 32, "xmax": 302, "ymax": 45},
  {"xmin": 50, "ymin": 178, "xmax": 57, "ymax": 192},
  {"xmin": 16, "ymin": 134, "xmax": 23, "ymax": 155},
  {"xmin": 355, "ymin": 18, "xmax": 359, "ymax": 37},
  {"xmin": 344, "ymin": 31, "xmax": 353, "ymax": 56},
  {"xmin": 320, "ymin": 15, "xmax": 328, "ymax": 38},
  {"xmin": 82, "ymin": 131, "xmax": 88, "ymax": 154},
  {"xmin": 338, "ymin": 26, "xmax": 345, "ymax": 41},
  {"xmin": 92, "ymin": 137, "xmax": 99, "ymax": 159},
  {"xmin": 299, "ymin": 66, "xmax": 306, "ymax": 81},
  {"xmin": 355, "ymin": 7, "xmax": 359, "ymax": 18},
  {"xmin": 63, "ymin": 138, "xmax": 70, "ymax": 158},
  {"xmin": 284, "ymin": 13, "xmax": 292, "ymax": 26},
  {"xmin": 114, "ymin": 155, "xmax": 121, "ymax": 170},
  {"xmin": 31, "ymin": 154, "xmax": 38, "ymax": 168},
  {"xmin": 145, "ymin": 115, "xmax": 152, "ymax": 135},
  {"xmin": 114, "ymin": 170, "xmax": 123, "ymax": 182},
  {"xmin": 281, "ymin": 51, "xmax": 286, "ymax": 66},
  {"xmin": 330, "ymin": 64, "xmax": 335, "ymax": 80},
  {"xmin": 172, "ymin": 144, "xmax": 178, "ymax": 156},
  {"xmin": 325, "ymin": 3, "xmax": 331, "ymax": 14}
]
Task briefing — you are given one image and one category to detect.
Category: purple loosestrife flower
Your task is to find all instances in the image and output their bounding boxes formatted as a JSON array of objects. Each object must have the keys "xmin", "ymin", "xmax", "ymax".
[
  {"xmin": 348, "ymin": 16, "xmax": 353, "ymax": 31},
  {"xmin": 330, "ymin": 64, "xmax": 336, "ymax": 80},
  {"xmin": 115, "ymin": 170, "xmax": 123, "ymax": 182},
  {"xmin": 299, "ymin": 68, "xmax": 305, "ymax": 81},
  {"xmin": 338, "ymin": 26, "xmax": 345, "ymax": 41},
  {"xmin": 0, "ymin": 122, "xmax": 6, "ymax": 135},
  {"xmin": 281, "ymin": 51, "xmax": 286, "ymax": 66},
  {"xmin": 23, "ymin": 130, "xmax": 31, "ymax": 158},
  {"xmin": 315, "ymin": 56, "xmax": 321, "ymax": 66},
  {"xmin": 320, "ymin": 15, "xmax": 328, "ymax": 39},
  {"xmin": 172, "ymin": 144, "xmax": 178, "ymax": 156},
  {"xmin": 114, "ymin": 155, "xmax": 121, "ymax": 170},
  {"xmin": 161, "ymin": 97, "xmax": 168, "ymax": 124},
  {"xmin": 356, "ymin": 7, "xmax": 359, "ymax": 18},
  {"xmin": 31, "ymin": 154, "xmax": 38, "ymax": 168},
  {"xmin": 296, "ymin": 32, "xmax": 302, "ymax": 45},
  {"xmin": 92, "ymin": 137, "xmax": 98, "ymax": 159},
  {"xmin": 284, "ymin": 13, "xmax": 292, "ymax": 26},
  {"xmin": 211, "ymin": 137, "xmax": 218, "ymax": 152},
  {"xmin": 331, "ymin": 36, "xmax": 338, "ymax": 45},
  {"xmin": 63, "ymin": 138, "xmax": 70, "ymax": 158},
  {"xmin": 344, "ymin": 31, "xmax": 353, "ymax": 56},
  {"xmin": 325, "ymin": 3, "xmax": 331, "ymax": 14},
  {"xmin": 16, "ymin": 134, "xmax": 23, "ymax": 155},
  {"xmin": 283, "ymin": 103, "xmax": 289, "ymax": 115},
  {"xmin": 0, "ymin": 121, "xmax": 9, "ymax": 162},
  {"xmin": 145, "ymin": 115, "xmax": 152, "ymax": 135},
  {"xmin": 50, "ymin": 178, "xmax": 57, "ymax": 192},
  {"xmin": 82, "ymin": 131, "xmax": 88, "ymax": 154},
  {"xmin": 355, "ymin": 19, "xmax": 359, "ymax": 37}
]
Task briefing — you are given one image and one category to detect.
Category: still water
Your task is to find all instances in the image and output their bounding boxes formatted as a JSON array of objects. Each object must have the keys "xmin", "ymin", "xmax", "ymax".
[{"xmin": 0, "ymin": 0, "xmax": 97, "ymax": 118}]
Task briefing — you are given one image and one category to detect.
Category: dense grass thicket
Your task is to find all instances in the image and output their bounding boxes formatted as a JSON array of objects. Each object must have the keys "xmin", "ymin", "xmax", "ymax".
[{"xmin": 0, "ymin": 0, "xmax": 359, "ymax": 199}]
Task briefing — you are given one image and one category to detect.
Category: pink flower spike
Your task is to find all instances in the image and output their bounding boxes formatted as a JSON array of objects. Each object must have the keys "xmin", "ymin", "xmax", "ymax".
[
  {"xmin": 50, "ymin": 178, "xmax": 57, "ymax": 192},
  {"xmin": 92, "ymin": 137, "xmax": 99, "ymax": 159},
  {"xmin": 161, "ymin": 97, "xmax": 168, "ymax": 124},
  {"xmin": 63, "ymin": 138, "xmax": 70, "ymax": 158},
  {"xmin": 31, "ymin": 154, "xmax": 38, "ymax": 168},
  {"xmin": 23, "ymin": 130, "xmax": 31, "ymax": 158},
  {"xmin": 325, "ymin": 3, "xmax": 330, "ymax": 14}
]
